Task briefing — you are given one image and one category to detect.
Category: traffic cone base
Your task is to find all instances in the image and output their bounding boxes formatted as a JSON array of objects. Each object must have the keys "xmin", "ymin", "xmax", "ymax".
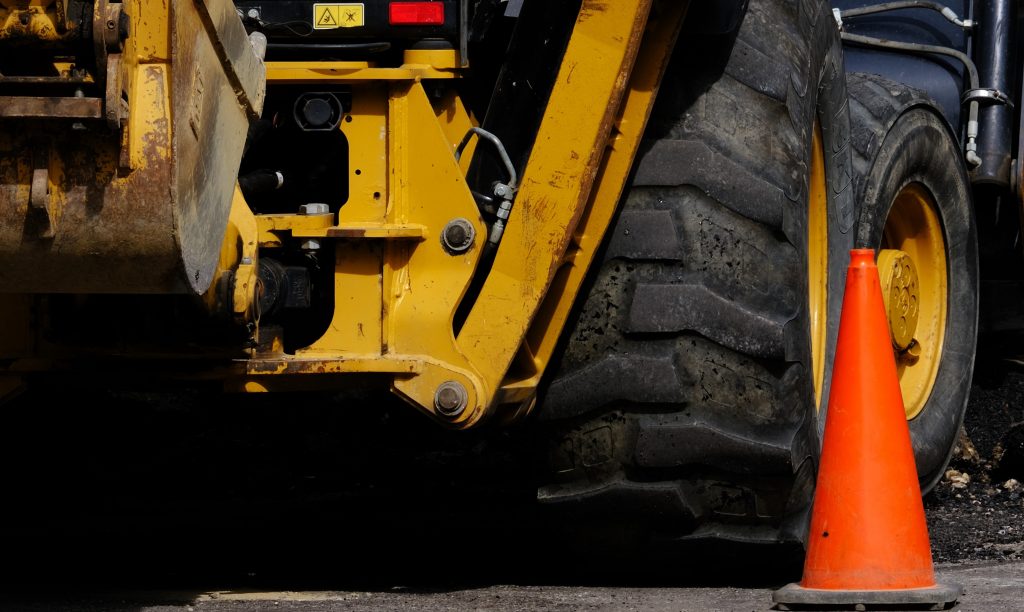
[
  {"xmin": 773, "ymin": 250, "xmax": 961, "ymax": 610},
  {"xmin": 772, "ymin": 582, "xmax": 963, "ymax": 610}
]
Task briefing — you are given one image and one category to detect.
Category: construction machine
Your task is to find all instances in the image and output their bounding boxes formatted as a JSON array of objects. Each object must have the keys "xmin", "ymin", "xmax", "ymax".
[{"xmin": 0, "ymin": 0, "xmax": 1016, "ymax": 548}]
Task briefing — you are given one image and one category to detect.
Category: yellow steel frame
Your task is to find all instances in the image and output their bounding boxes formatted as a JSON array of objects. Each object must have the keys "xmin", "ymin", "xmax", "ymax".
[
  {"xmin": 237, "ymin": 72, "xmax": 490, "ymax": 428},
  {"xmin": 2, "ymin": 1, "xmax": 689, "ymax": 429},
  {"xmin": 226, "ymin": 1, "xmax": 688, "ymax": 428}
]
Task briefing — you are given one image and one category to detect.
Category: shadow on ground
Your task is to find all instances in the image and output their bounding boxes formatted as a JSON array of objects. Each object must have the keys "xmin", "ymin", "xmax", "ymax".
[{"xmin": 0, "ymin": 386, "xmax": 804, "ymax": 612}]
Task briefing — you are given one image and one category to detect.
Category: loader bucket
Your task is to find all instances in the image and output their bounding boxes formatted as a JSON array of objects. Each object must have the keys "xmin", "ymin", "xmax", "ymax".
[{"xmin": 0, "ymin": 0, "xmax": 265, "ymax": 294}]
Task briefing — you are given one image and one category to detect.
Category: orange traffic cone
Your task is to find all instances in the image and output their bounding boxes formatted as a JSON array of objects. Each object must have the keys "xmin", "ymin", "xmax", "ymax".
[{"xmin": 773, "ymin": 249, "xmax": 961, "ymax": 609}]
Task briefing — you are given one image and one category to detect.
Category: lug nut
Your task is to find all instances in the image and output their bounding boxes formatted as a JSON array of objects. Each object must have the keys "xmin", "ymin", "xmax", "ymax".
[
  {"xmin": 299, "ymin": 203, "xmax": 330, "ymax": 216},
  {"xmin": 441, "ymin": 218, "xmax": 476, "ymax": 254},
  {"xmin": 434, "ymin": 381, "xmax": 469, "ymax": 418}
]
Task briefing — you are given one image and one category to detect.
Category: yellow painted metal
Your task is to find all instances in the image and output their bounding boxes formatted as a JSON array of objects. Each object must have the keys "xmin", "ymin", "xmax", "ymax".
[
  {"xmin": 382, "ymin": 81, "xmax": 487, "ymax": 425},
  {"xmin": 246, "ymin": 357, "xmax": 422, "ymax": 376},
  {"xmin": 0, "ymin": 1, "xmax": 66, "ymax": 43},
  {"xmin": 266, "ymin": 62, "xmax": 458, "ymax": 84},
  {"xmin": 402, "ymin": 48, "xmax": 462, "ymax": 70},
  {"xmin": 880, "ymin": 184, "xmax": 947, "ymax": 420},
  {"xmin": 326, "ymin": 225, "xmax": 427, "ymax": 239},
  {"xmin": 432, "ymin": 89, "xmax": 478, "ymax": 173},
  {"xmin": 203, "ymin": 187, "xmax": 260, "ymax": 322},
  {"xmin": 235, "ymin": 0, "xmax": 688, "ymax": 429},
  {"xmin": 323, "ymin": 241, "xmax": 385, "ymax": 356},
  {"xmin": 808, "ymin": 121, "xmax": 829, "ymax": 410},
  {"xmin": 455, "ymin": 0, "xmax": 656, "ymax": 414},
  {"xmin": 236, "ymin": 81, "xmax": 488, "ymax": 427},
  {"xmin": 257, "ymin": 213, "xmax": 336, "ymax": 247},
  {"xmin": 5, "ymin": 1, "xmax": 690, "ymax": 431},
  {"xmin": 239, "ymin": 59, "xmax": 466, "ymax": 395},
  {"xmin": 256, "ymin": 213, "xmax": 427, "ymax": 247},
  {"xmin": 124, "ymin": 0, "xmax": 169, "ymax": 62},
  {"xmin": 338, "ymin": 84, "xmax": 390, "ymax": 223},
  {"xmin": 494, "ymin": 1, "xmax": 689, "ymax": 416}
]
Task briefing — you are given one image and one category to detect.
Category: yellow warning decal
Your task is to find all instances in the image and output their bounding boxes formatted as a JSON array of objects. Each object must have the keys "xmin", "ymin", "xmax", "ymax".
[{"xmin": 313, "ymin": 3, "xmax": 365, "ymax": 29}]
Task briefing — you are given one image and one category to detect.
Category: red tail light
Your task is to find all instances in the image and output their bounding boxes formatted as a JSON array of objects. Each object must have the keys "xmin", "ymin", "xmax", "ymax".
[{"xmin": 389, "ymin": 2, "xmax": 445, "ymax": 25}]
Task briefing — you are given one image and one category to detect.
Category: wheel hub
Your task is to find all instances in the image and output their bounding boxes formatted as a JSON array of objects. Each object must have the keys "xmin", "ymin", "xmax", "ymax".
[
  {"xmin": 877, "ymin": 249, "xmax": 921, "ymax": 359},
  {"xmin": 881, "ymin": 183, "xmax": 947, "ymax": 419}
]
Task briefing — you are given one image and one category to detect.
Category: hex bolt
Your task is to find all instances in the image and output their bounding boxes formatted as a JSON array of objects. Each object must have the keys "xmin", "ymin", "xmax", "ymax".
[
  {"xmin": 71, "ymin": 89, "xmax": 87, "ymax": 131},
  {"xmin": 434, "ymin": 381, "xmax": 469, "ymax": 418},
  {"xmin": 300, "ymin": 239, "xmax": 321, "ymax": 251},
  {"xmin": 441, "ymin": 218, "xmax": 476, "ymax": 254},
  {"xmin": 493, "ymin": 183, "xmax": 512, "ymax": 199},
  {"xmin": 299, "ymin": 203, "xmax": 331, "ymax": 216},
  {"xmin": 247, "ymin": 8, "xmax": 260, "ymax": 20}
]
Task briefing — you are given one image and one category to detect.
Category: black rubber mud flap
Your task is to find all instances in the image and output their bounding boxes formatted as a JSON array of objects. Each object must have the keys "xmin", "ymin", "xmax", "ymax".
[
  {"xmin": 535, "ymin": 0, "xmax": 855, "ymax": 548},
  {"xmin": 847, "ymin": 72, "xmax": 979, "ymax": 493}
]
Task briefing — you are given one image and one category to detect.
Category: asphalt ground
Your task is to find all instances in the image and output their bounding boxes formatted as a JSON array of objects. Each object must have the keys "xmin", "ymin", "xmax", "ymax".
[
  {"xmin": 1, "ymin": 357, "xmax": 1023, "ymax": 610},
  {"xmin": 0, "ymin": 563, "xmax": 1021, "ymax": 611}
]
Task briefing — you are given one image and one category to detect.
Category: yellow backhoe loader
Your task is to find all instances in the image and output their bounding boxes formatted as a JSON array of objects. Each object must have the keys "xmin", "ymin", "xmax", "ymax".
[{"xmin": 1, "ymin": 0, "xmax": 1005, "ymax": 548}]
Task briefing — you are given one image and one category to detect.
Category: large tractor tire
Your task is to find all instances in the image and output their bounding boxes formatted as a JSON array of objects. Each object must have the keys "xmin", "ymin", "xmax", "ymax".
[
  {"xmin": 536, "ymin": 0, "xmax": 856, "ymax": 545},
  {"xmin": 847, "ymin": 73, "xmax": 979, "ymax": 492}
]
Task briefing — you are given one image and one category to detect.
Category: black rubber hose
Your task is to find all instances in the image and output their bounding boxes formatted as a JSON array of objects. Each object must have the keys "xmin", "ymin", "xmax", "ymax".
[
  {"xmin": 239, "ymin": 170, "xmax": 284, "ymax": 198},
  {"xmin": 839, "ymin": 32, "xmax": 978, "ymax": 88},
  {"xmin": 840, "ymin": 31, "xmax": 982, "ymax": 166},
  {"xmin": 841, "ymin": 1, "xmax": 970, "ymax": 27}
]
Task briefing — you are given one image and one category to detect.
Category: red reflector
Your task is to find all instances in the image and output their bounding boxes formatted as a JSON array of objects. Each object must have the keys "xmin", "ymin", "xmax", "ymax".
[{"xmin": 389, "ymin": 2, "xmax": 444, "ymax": 25}]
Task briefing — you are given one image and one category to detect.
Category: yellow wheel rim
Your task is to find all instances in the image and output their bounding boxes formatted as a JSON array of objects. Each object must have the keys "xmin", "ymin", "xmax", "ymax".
[
  {"xmin": 878, "ymin": 184, "xmax": 947, "ymax": 419},
  {"xmin": 808, "ymin": 121, "xmax": 828, "ymax": 410}
]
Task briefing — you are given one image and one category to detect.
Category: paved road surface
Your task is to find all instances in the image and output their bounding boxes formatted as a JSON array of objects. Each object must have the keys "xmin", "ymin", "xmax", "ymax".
[{"xmin": 3, "ymin": 561, "xmax": 1020, "ymax": 611}]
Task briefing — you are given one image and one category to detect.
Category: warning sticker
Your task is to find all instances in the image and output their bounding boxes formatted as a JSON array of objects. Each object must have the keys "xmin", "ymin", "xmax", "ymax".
[{"xmin": 313, "ymin": 3, "xmax": 365, "ymax": 29}]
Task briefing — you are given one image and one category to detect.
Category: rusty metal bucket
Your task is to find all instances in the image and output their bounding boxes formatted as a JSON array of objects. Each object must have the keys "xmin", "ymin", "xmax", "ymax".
[{"xmin": 0, "ymin": 0, "xmax": 265, "ymax": 294}]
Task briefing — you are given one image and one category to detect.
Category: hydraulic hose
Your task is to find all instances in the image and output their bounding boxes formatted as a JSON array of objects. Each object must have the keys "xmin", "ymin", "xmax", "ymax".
[
  {"xmin": 839, "ymin": 1, "xmax": 975, "ymax": 29},
  {"xmin": 840, "ymin": 31, "xmax": 982, "ymax": 167}
]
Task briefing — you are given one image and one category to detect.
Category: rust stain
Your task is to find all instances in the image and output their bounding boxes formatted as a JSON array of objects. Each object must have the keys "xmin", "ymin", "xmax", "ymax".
[
  {"xmin": 565, "ymin": 62, "xmax": 577, "ymax": 85},
  {"xmin": 331, "ymin": 228, "xmax": 367, "ymax": 238},
  {"xmin": 0, "ymin": 96, "xmax": 103, "ymax": 119},
  {"xmin": 578, "ymin": 0, "xmax": 610, "ymax": 22}
]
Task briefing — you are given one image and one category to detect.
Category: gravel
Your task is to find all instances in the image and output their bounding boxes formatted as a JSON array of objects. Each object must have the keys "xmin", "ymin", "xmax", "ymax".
[{"xmin": 926, "ymin": 371, "xmax": 1024, "ymax": 564}]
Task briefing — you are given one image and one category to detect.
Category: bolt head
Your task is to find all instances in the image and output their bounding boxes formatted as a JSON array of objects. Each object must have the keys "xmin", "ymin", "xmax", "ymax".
[
  {"xmin": 300, "ymin": 239, "xmax": 321, "ymax": 251},
  {"xmin": 247, "ymin": 8, "xmax": 260, "ymax": 19},
  {"xmin": 441, "ymin": 218, "xmax": 476, "ymax": 254},
  {"xmin": 302, "ymin": 98, "xmax": 334, "ymax": 128},
  {"xmin": 299, "ymin": 203, "xmax": 331, "ymax": 216},
  {"xmin": 434, "ymin": 381, "xmax": 469, "ymax": 418}
]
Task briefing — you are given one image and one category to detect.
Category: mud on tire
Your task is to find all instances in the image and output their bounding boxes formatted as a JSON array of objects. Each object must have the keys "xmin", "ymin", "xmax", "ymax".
[{"xmin": 535, "ymin": 0, "xmax": 856, "ymax": 546}]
